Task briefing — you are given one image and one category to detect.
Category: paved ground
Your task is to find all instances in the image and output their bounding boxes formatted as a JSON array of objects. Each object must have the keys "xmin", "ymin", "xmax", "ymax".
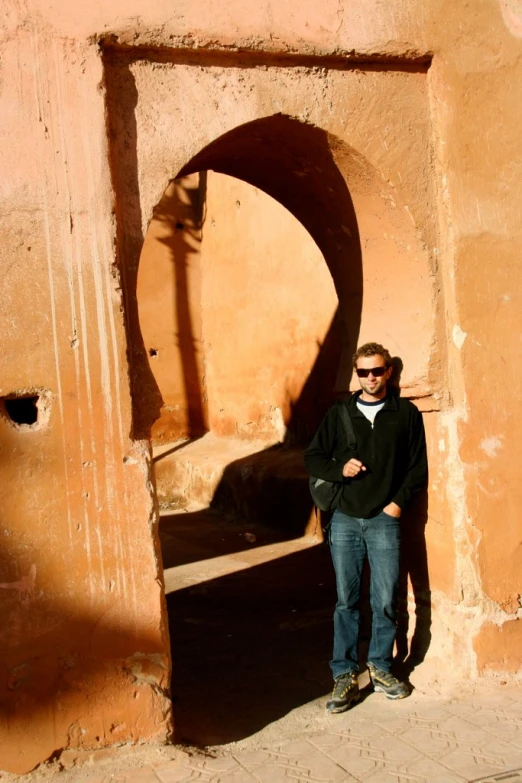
[
  {"xmin": 31, "ymin": 681, "xmax": 522, "ymax": 783},
  {"xmin": 11, "ymin": 506, "xmax": 522, "ymax": 783}
]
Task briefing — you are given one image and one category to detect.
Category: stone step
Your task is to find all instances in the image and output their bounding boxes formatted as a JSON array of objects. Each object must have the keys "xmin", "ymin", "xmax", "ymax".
[{"xmin": 153, "ymin": 433, "xmax": 318, "ymax": 536}]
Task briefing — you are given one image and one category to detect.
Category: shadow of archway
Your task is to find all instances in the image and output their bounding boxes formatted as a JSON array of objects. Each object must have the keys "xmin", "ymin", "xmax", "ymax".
[{"xmin": 177, "ymin": 115, "xmax": 363, "ymax": 436}]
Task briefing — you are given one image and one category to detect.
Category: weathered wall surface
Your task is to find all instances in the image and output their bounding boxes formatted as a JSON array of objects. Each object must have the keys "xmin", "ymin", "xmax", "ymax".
[
  {"xmin": 0, "ymin": 29, "xmax": 172, "ymax": 774},
  {"xmin": 1, "ymin": 0, "xmax": 521, "ymax": 772}
]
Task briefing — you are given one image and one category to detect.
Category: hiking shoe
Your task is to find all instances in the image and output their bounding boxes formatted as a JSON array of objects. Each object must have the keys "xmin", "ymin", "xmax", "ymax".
[
  {"xmin": 368, "ymin": 663, "xmax": 409, "ymax": 699},
  {"xmin": 326, "ymin": 671, "xmax": 360, "ymax": 713}
]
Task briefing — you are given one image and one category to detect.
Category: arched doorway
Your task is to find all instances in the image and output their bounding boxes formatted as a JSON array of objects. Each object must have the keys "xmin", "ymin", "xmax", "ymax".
[
  {"xmin": 131, "ymin": 115, "xmax": 434, "ymax": 445},
  {"xmin": 129, "ymin": 114, "xmax": 435, "ymax": 744}
]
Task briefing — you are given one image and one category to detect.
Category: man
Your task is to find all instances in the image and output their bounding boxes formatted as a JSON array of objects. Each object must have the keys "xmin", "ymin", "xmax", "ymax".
[{"xmin": 304, "ymin": 342, "xmax": 427, "ymax": 713}]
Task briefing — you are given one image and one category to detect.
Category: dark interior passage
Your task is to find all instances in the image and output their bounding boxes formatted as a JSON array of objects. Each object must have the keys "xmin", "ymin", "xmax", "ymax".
[{"xmin": 160, "ymin": 507, "xmax": 338, "ymax": 745}]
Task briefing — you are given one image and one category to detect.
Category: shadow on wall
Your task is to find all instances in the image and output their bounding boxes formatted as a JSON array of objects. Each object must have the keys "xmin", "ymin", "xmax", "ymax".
[
  {"xmin": 147, "ymin": 175, "xmax": 209, "ymax": 440},
  {"xmin": 142, "ymin": 169, "xmax": 347, "ymax": 446},
  {"xmin": 105, "ymin": 63, "xmax": 164, "ymax": 437},
  {"xmin": 396, "ymin": 490, "xmax": 432, "ymax": 678},
  {"xmin": 0, "ymin": 535, "xmax": 172, "ymax": 772}
]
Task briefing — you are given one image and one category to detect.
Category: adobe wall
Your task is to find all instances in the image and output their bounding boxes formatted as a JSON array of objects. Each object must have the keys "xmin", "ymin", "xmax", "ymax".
[
  {"xmin": 139, "ymin": 172, "xmax": 339, "ymax": 444},
  {"xmin": 139, "ymin": 166, "xmax": 434, "ymax": 445},
  {"xmin": 0, "ymin": 32, "xmax": 172, "ymax": 773},
  {"xmin": 1, "ymin": 0, "xmax": 521, "ymax": 772}
]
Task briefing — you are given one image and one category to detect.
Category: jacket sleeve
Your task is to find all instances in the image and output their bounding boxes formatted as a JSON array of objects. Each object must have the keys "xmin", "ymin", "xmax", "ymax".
[
  {"xmin": 303, "ymin": 404, "xmax": 346, "ymax": 482},
  {"xmin": 392, "ymin": 404, "xmax": 428, "ymax": 509}
]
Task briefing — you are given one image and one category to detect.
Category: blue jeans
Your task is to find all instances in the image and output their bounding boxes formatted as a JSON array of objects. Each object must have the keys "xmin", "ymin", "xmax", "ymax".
[{"xmin": 329, "ymin": 509, "xmax": 401, "ymax": 679}]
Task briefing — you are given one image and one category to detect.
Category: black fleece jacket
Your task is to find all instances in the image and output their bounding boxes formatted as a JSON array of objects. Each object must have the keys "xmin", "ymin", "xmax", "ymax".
[{"xmin": 304, "ymin": 392, "xmax": 428, "ymax": 519}]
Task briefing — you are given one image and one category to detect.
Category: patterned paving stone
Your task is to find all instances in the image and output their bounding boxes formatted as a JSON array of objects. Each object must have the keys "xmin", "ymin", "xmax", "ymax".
[
  {"xmin": 74, "ymin": 778, "xmax": 111, "ymax": 783},
  {"xmin": 120, "ymin": 774, "xmax": 163, "ymax": 783},
  {"xmin": 154, "ymin": 754, "xmax": 247, "ymax": 782},
  {"xmin": 266, "ymin": 739, "xmax": 314, "ymax": 757},
  {"xmin": 362, "ymin": 770, "xmax": 430, "ymax": 782},
  {"xmin": 239, "ymin": 746, "xmax": 352, "ymax": 782},
  {"xmin": 154, "ymin": 764, "xmax": 206, "ymax": 782},
  {"xmin": 468, "ymin": 705, "xmax": 522, "ymax": 719},
  {"xmin": 470, "ymin": 769, "xmax": 522, "ymax": 783},
  {"xmin": 439, "ymin": 747, "xmax": 516, "ymax": 780},
  {"xmin": 359, "ymin": 734, "xmax": 422, "ymax": 764},
  {"xmin": 399, "ymin": 705, "xmax": 458, "ymax": 721},
  {"xmin": 227, "ymin": 750, "xmax": 270, "ymax": 767},
  {"xmin": 398, "ymin": 756, "xmax": 468, "ymax": 782},
  {"xmin": 368, "ymin": 717, "xmax": 425, "ymax": 736},
  {"xmin": 360, "ymin": 708, "xmax": 457, "ymax": 737},
  {"xmin": 394, "ymin": 726, "xmax": 458, "ymax": 755},
  {"xmin": 297, "ymin": 752, "xmax": 360, "ymax": 781},
  {"xmin": 213, "ymin": 769, "xmax": 257, "ymax": 783},
  {"xmin": 325, "ymin": 742, "xmax": 408, "ymax": 780},
  {"xmin": 187, "ymin": 757, "xmax": 241, "ymax": 773},
  {"xmin": 250, "ymin": 762, "xmax": 350, "ymax": 782},
  {"xmin": 479, "ymin": 738, "xmax": 522, "ymax": 764},
  {"xmin": 463, "ymin": 711, "xmax": 522, "ymax": 733},
  {"xmin": 318, "ymin": 722, "xmax": 387, "ymax": 742},
  {"xmin": 479, "ymin": 722, "xmax": 522, "ymax": 743},
  {"xmin": 436, "ymin": 716, "xmax": 507, "ymax": 743}
]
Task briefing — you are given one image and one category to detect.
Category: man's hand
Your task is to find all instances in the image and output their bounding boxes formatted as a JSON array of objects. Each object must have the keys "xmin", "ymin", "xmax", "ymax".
[
  {"xmin": 342, "ymin": 459, "xmax": 366, "ymax": 478},
  {"xmin": 383, "ymin": 501, "xmax": 402, "ymax": 518}
]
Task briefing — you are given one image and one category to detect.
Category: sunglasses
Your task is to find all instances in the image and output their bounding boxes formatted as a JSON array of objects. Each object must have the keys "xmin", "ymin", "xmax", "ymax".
[{"xmin": 355, "ymin": 366, "xmax": 388, "ymax": 378}]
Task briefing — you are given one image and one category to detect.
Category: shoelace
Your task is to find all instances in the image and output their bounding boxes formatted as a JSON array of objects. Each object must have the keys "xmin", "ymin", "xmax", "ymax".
[
  {"xmin": 333, "ymin": 674, "xmax": 357, "ymax": 696},
  {"xmin": 371, "ymin": 668, "xmax": 399, "ymax": 685},
  {"xmin": 381, "ymin": 672, "xmax": 399, "ymax": 684}
]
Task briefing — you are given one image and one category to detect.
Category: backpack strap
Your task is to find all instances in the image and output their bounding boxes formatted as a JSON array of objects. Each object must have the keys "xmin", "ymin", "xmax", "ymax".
[{"xmin": 337, "ymin": 399, "xmax": 357, "ymax": 451}]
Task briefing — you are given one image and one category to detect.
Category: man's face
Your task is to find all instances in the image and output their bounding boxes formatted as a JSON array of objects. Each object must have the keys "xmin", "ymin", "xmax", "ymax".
[{"xmin": 355, "ymin": 354, "xmax": 392, "ymax": 399}]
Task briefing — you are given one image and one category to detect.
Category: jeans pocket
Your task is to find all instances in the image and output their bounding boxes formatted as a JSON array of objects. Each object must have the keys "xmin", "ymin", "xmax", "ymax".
[{"xmin": 381, "ymin": 510, "xmax": 401, "ymax": 520}]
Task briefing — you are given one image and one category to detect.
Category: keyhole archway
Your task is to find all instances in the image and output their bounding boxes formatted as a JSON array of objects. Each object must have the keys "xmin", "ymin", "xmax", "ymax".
[
  {"xmin": 135, "ymin": 113, "xmax": 434, "ymax": 449},
  {"xmin": 138, "ymin": 115, "xmax": 366, "ymax": 448}
]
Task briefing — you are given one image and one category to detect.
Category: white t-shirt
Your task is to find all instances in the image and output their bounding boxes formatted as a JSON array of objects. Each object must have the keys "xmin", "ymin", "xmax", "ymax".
[{"xmin": 356, "ymin": 397, "xmax": 385, "ymax": 427}]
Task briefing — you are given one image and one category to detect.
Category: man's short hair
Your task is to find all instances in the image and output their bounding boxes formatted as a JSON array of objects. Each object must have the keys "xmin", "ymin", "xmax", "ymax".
[{"xmin": 352, "ymin": 342, "xmax": 392, "ymax": 368}]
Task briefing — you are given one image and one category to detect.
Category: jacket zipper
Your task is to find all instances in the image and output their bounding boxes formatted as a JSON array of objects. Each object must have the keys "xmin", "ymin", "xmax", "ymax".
[{"xmin": 370, "ymin": 407, "xmax": 386, "ymax": 462}]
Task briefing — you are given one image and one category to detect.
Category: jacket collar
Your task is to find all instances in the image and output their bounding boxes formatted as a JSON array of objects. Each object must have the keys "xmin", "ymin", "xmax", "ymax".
[{"xmin": 348, "ymin": 390, "xmax": 399, "ymax": 416}]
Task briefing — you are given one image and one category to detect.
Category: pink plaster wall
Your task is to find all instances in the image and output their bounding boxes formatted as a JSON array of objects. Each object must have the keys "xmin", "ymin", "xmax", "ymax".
[
  {"xmin": 139, "ymin": 171, "xmax": 339, "ymax": 444},
  {"xmin": 138, "ymin": 175, "xmax": 208, "ymax": 443},
  {"xmin": 0, "ymin": 33, "xmax": 172, "ymax": 774},
  {"xmin": 201, "ymin": 173, "xmax": 338, "ymax": 441},
  {"xmin": 1, "ymin": 0, "xmax": 522, "ymax": 771}
]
